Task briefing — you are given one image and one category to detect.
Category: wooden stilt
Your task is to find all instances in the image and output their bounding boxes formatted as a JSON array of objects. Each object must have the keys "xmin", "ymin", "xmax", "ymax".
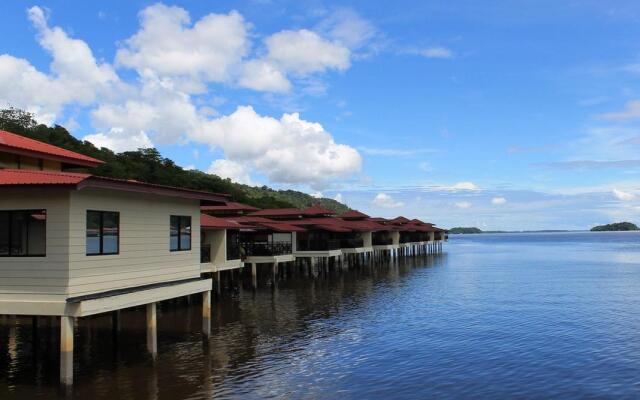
[
  {"xmin": 60, "ymin": 315, "xmax": 74, "ymax": 386},
  {"xmin": 146, "ymin": 303, "xmax": 157, "ymax": 359},
  {"xmin": 202, "ymin": 290, "xmax": 211, "ymax": 338},
  {"xmin": 251, "ymin": 263, "xmax": 258, "ymax": 289}
]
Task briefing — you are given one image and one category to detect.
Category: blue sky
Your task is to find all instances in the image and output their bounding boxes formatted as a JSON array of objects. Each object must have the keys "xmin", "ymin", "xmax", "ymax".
[{"xmin": 2, "ymin": 1, "xmax": 640, "ymax": 230}]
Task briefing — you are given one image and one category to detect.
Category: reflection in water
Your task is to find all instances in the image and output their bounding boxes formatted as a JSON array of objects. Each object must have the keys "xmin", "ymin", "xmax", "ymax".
[
  {"xmin": 0, "ymin": 255, "xmax": 444, "ymax": 399},
  {"xmin": 4, "ymin": 232, "xmax": 640, "ymax": 398}
]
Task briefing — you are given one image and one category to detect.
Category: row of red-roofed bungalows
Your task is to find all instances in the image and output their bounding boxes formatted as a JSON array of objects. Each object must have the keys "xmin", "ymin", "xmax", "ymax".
[{"xmin": 0, "ymin": 129, "xmax": 446, "ymax": 386}]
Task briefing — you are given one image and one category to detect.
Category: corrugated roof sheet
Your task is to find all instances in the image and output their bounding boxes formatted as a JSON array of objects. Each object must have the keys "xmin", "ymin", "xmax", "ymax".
[
  {"xmin": 0, "ymin": 169, "xmax": 90, "ymax": 185},
  {"xmin": 0, "ymin": 130, "xmax": 104, "ymax": 167},
  {"xmin": 200, "ymin": 214, "xmax": 243, "ymax": 229},
  {"xmin": 340, "ymin": 209, "xmax": 370, "ymax": 219}
]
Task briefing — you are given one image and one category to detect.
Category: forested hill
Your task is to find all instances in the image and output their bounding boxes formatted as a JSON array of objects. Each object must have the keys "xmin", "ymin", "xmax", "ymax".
[{"xmin": 0, "ymin": 108, "xmax": 348, "ymax": 212}]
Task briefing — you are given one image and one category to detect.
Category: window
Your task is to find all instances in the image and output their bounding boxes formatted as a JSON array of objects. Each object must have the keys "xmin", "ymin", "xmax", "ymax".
[
  {"xmin": 0, "ymin": 210, "xmax": 46, "ymax": 257},
  {"xmin": 86, "ymin": 210, "xmax": 119, "ymax": 255},
  {"xmin": 170, "ymin": 215, "xmax": 191, "ymax": 251}
]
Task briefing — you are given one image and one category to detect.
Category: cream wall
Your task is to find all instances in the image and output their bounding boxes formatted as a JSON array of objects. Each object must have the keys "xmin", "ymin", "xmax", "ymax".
[
  {"xmin": 204, "ymin": 229, "xmax": 226, "ymax": 265},
  {"xmin": 362, "ymin": 232, "xmax": 372, "ymax": 247},
  {"xmin": 0, "ymin": 188, "xmax": 71, "ymax": 307},
  {"xmin": 67, "ymin": 188, "xmax": 202, "ymax": 297}
]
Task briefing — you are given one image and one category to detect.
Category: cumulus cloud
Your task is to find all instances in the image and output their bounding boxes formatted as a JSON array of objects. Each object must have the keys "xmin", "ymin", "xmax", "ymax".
[
  {"xmin": 1, "ymin": 4, "xmax": 364, "ymax": 189},
  {"xmin": 0, "ymin": 6, "xmax": 119, "ymax": 123},
  {"xmin": 612, "ymin": 189, "xmax": 636, "ymax": 201},
  {"xmin": 311, "ymin": 191, "xmax": 323, "ymax": 198},
  {"xmin": 208, "ymin": 159, "xmax": 252, "ymax": 185},
  {"xmin": 373, "ymin": 193, "xmax": 404, "ymax": 208},
  {"xmin": 492, "ymin": 197, "xmax": 507, "ymax": 205},
  {"xmin": 84, "ymin": 127, "xmax": 152, "ymax": 153},
  {"xmin": 334, "ymin": 193, "xmax": 344, "ymax": 203},
  {"xmin": 265, "ymin": 29, "xmax": 350, "ymax": 75},
  {"xmin": 196, "ymin": 106, "xmax": 361, "ymax": 188},
  {"xmin": 454, "ymin": 201, "xmax": 472, "ymax": 209},
  {"xmin": 115, "ymin": 4, "xmax": 249, "ymax": 87},
  {"xmin": 238, "ymin": 59, "xmax": 291, "ymax": 92}
]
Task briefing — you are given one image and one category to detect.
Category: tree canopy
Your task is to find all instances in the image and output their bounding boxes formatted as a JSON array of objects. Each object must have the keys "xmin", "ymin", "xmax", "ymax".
[{"xmin": 590, "ymin": 222, "xmax": 639, "ymax": 232}]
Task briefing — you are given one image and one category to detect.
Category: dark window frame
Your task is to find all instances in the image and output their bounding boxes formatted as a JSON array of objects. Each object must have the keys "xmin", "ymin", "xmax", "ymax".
[
  {"xmin": 170, "ymin": 215, "xmax": 192, "ymax": 252},
  {"xmin": 0, "ymin": 209, "xmax": 47, "ymax": 257},
  {"xmin": 86, "ymin": 210, "xmax": 120, "ymax": 256}
]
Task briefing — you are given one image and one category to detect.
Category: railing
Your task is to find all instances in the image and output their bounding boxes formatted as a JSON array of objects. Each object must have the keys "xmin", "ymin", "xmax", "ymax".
[
  {"xmin": 340, "ymin": 238, "xmax": 364, "ymax": 248},
  {"xmin": 241, "ymin": 241, "xmax": 292, "ymax": 256},
  {"xmin": 200, "ymin": 244, "xmax": 211, "ymax": 263},
  {"xmin": 227, "ymin": 244, "xmax": 241, "ymax": 260},
  {"xmin": 297, "ymin": 239, "xmax": 341, "ymax": 251},
  {"xmin": 372, "ymin": 237, "xmax": 393, "ymax": 245}
]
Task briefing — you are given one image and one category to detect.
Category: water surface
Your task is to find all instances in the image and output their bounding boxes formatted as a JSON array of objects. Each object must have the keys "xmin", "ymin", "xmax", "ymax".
[{"xmin": 2, "ymin": 231, "xmax": 640, "ymax": 399}]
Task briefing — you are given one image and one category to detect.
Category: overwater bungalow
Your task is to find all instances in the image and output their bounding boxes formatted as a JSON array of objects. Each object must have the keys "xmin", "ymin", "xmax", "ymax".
[
  {"xmin": 0, "ymin": 130, "xmax": 227, "ymax": 385},
  {"xmin": 0, "ymin": 129, "xmax": 447, "ymax": 387}
]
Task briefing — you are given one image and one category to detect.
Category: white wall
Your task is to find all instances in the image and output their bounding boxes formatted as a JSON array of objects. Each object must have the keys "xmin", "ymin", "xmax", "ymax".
[
  {"xmin": 67, "ymin": 188, "xmax": 202, "ymax": 297},
  {"xmin": 0, "ymin": 188, "xmax": 71, "ymax": 305}
]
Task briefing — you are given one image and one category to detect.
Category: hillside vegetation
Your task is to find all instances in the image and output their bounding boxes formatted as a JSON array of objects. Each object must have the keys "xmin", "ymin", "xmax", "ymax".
[
  {"xmin": 0, "ymin": 108, "xmax": 348, "ymax": 212},
  {"xmin": 590, "ymin": 222, "xmax": 639, "ymax": 232}
]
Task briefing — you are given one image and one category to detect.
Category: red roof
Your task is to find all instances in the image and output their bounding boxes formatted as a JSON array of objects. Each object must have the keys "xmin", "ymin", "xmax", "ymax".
[
  {"xmin": 0, "ymin": 130, "xmax": 104, "ymax": 168},
  {"xmin": 0, "ymin": 169, "xmax": 90, "ymax": 185},
  {"xmin": 201, "ymin": 202, "xmax": 259, "ymax": 212},
  {"xmin": 389, "ymin": 216, "xmax": 410, "ymax": 224},
  {"xmin": 200, "ymin": 214, "xmax": 243, "ymax": 229},
  {"xmin": 0, "ymin": 169, "xmax": 228, "ymax": 203},
  {"xmin": 303, "ymin": 205, "xmax": 336, "ymax": 216},
  {"xmin": 258, "ymin": 222, "xmax": 307, "ymax": 232},
  {"xmin": 249, "ymin": 208, "xmax": 305, "ymax": 217},
  {"xmin": 340, "ymin": 209, "xmax": 370, "ymax": 219}
]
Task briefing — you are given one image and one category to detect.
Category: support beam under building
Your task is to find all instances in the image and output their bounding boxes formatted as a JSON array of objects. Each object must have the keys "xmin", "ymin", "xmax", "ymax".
[
  {"xmin": 60, "ymin": 316, "xmax": 74, "ymax": 386},
  {"xmin": 146, "ymin": 303, "xmax": 157, "ymax": 359},
  {"xmin": 202, "ymin": 290, "xmax": 211, "ymax": 338}
]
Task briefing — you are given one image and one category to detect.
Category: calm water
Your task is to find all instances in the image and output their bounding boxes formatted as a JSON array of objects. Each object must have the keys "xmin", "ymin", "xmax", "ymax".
[{"xmin": 2, "ymin": 231, "xmax": 640, "ymax": 399}]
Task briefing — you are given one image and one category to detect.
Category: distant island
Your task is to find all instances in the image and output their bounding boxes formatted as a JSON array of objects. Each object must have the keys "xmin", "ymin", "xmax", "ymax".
[
  {"xmin": 449, "ymin": 227, "xmax": 483, "ymax": 234},
  {"xmin": 590, "ymin": 222, "xmax": 639, "ymax": 232}
]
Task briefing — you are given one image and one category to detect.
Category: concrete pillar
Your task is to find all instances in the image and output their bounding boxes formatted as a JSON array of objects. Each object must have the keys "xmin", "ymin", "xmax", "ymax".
[
  {"xmin": 272, "ymin": 262, "xmax": 279, "ymax": 283},
  {"xmin": 251, "ymin": 263, "xmax": 258, "ymax": 289},
  {"xmin": 146, "ymin": 303, "xmax": 157, "ymax": 359},
  {"xmin": 214, "ymin": 271, "xmax": 221, "ymax": 297},
  {"xmin": 202, "ymin": 290, "xmax": 211, "ymax": 338},
  {"xmin": 60, "ymin": 316, "xmax": 74, "ymax": 386}
]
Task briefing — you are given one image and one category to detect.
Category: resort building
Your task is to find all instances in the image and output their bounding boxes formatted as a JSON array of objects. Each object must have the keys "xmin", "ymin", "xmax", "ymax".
[
  {"xmin": 0, "ymin": 128, "xmax": 447, "ymax": 387},
  {"xmin": 0, "ymin": 130, "xmax": 227, "ymax": 385}
]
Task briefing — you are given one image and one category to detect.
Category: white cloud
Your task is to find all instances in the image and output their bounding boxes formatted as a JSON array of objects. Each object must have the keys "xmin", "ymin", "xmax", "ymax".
[
  {"xmin": 0, "ymin": 6, "xmax": 119, "ymax": 123},
  {"xmin": 1, "ymin": 4, "xmax": 363, "ymax": 190},
  {"xmin": 317, "ymin": 8, "xmax": 376, "ymax": 49},
  {"xmin": 238, "ymin": 59, "xmax": 291, "ymax": 92},
  {"xmin": 613, "ymin": 189, "xmax": 636, "ymax": 201},
  {"xmin": 264, "ymin": 29, "xmax": 350, "ymax": 75},
  {"xmin": 115, "ymin": 4, "xmax": 249, "ymax": 86},
  {"xmin": 373, "ymin": 193, "xmax": 404, "ymax": 208},
  {"xmin": 598, "ymin": 100, "xmax": 640, "ymax": 121},
  {"xmin": 311, "ymin": 191, "xmax": 323, "ymax": 198},
  {"xmin": 196, "ymin": 106, "xmax": 361, "ymax": 189},
  {"xmin": 84, "ymin": 127, "xmax": 153, "ymax": 152},
  {"xmin": 334, "ymin": 193, "xmax": 344, "ymax": 203},
  {"xmin": 492, "ymin": 197, "xmax": 507, "ymax": 205},
  {"xmin": 416, "ymin": 46, "xmax": 454, "ymax": 59},
  {"xmin": 450, "ymin": 181, "xmax": 480, "ymax": 191},
  {"xmin": 208, "ymin": 159, "xmax": 252, "ymax": 185},
  {"xmin": 454, "ymin": 201, "xmax": 472, "ymax": 209}
]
